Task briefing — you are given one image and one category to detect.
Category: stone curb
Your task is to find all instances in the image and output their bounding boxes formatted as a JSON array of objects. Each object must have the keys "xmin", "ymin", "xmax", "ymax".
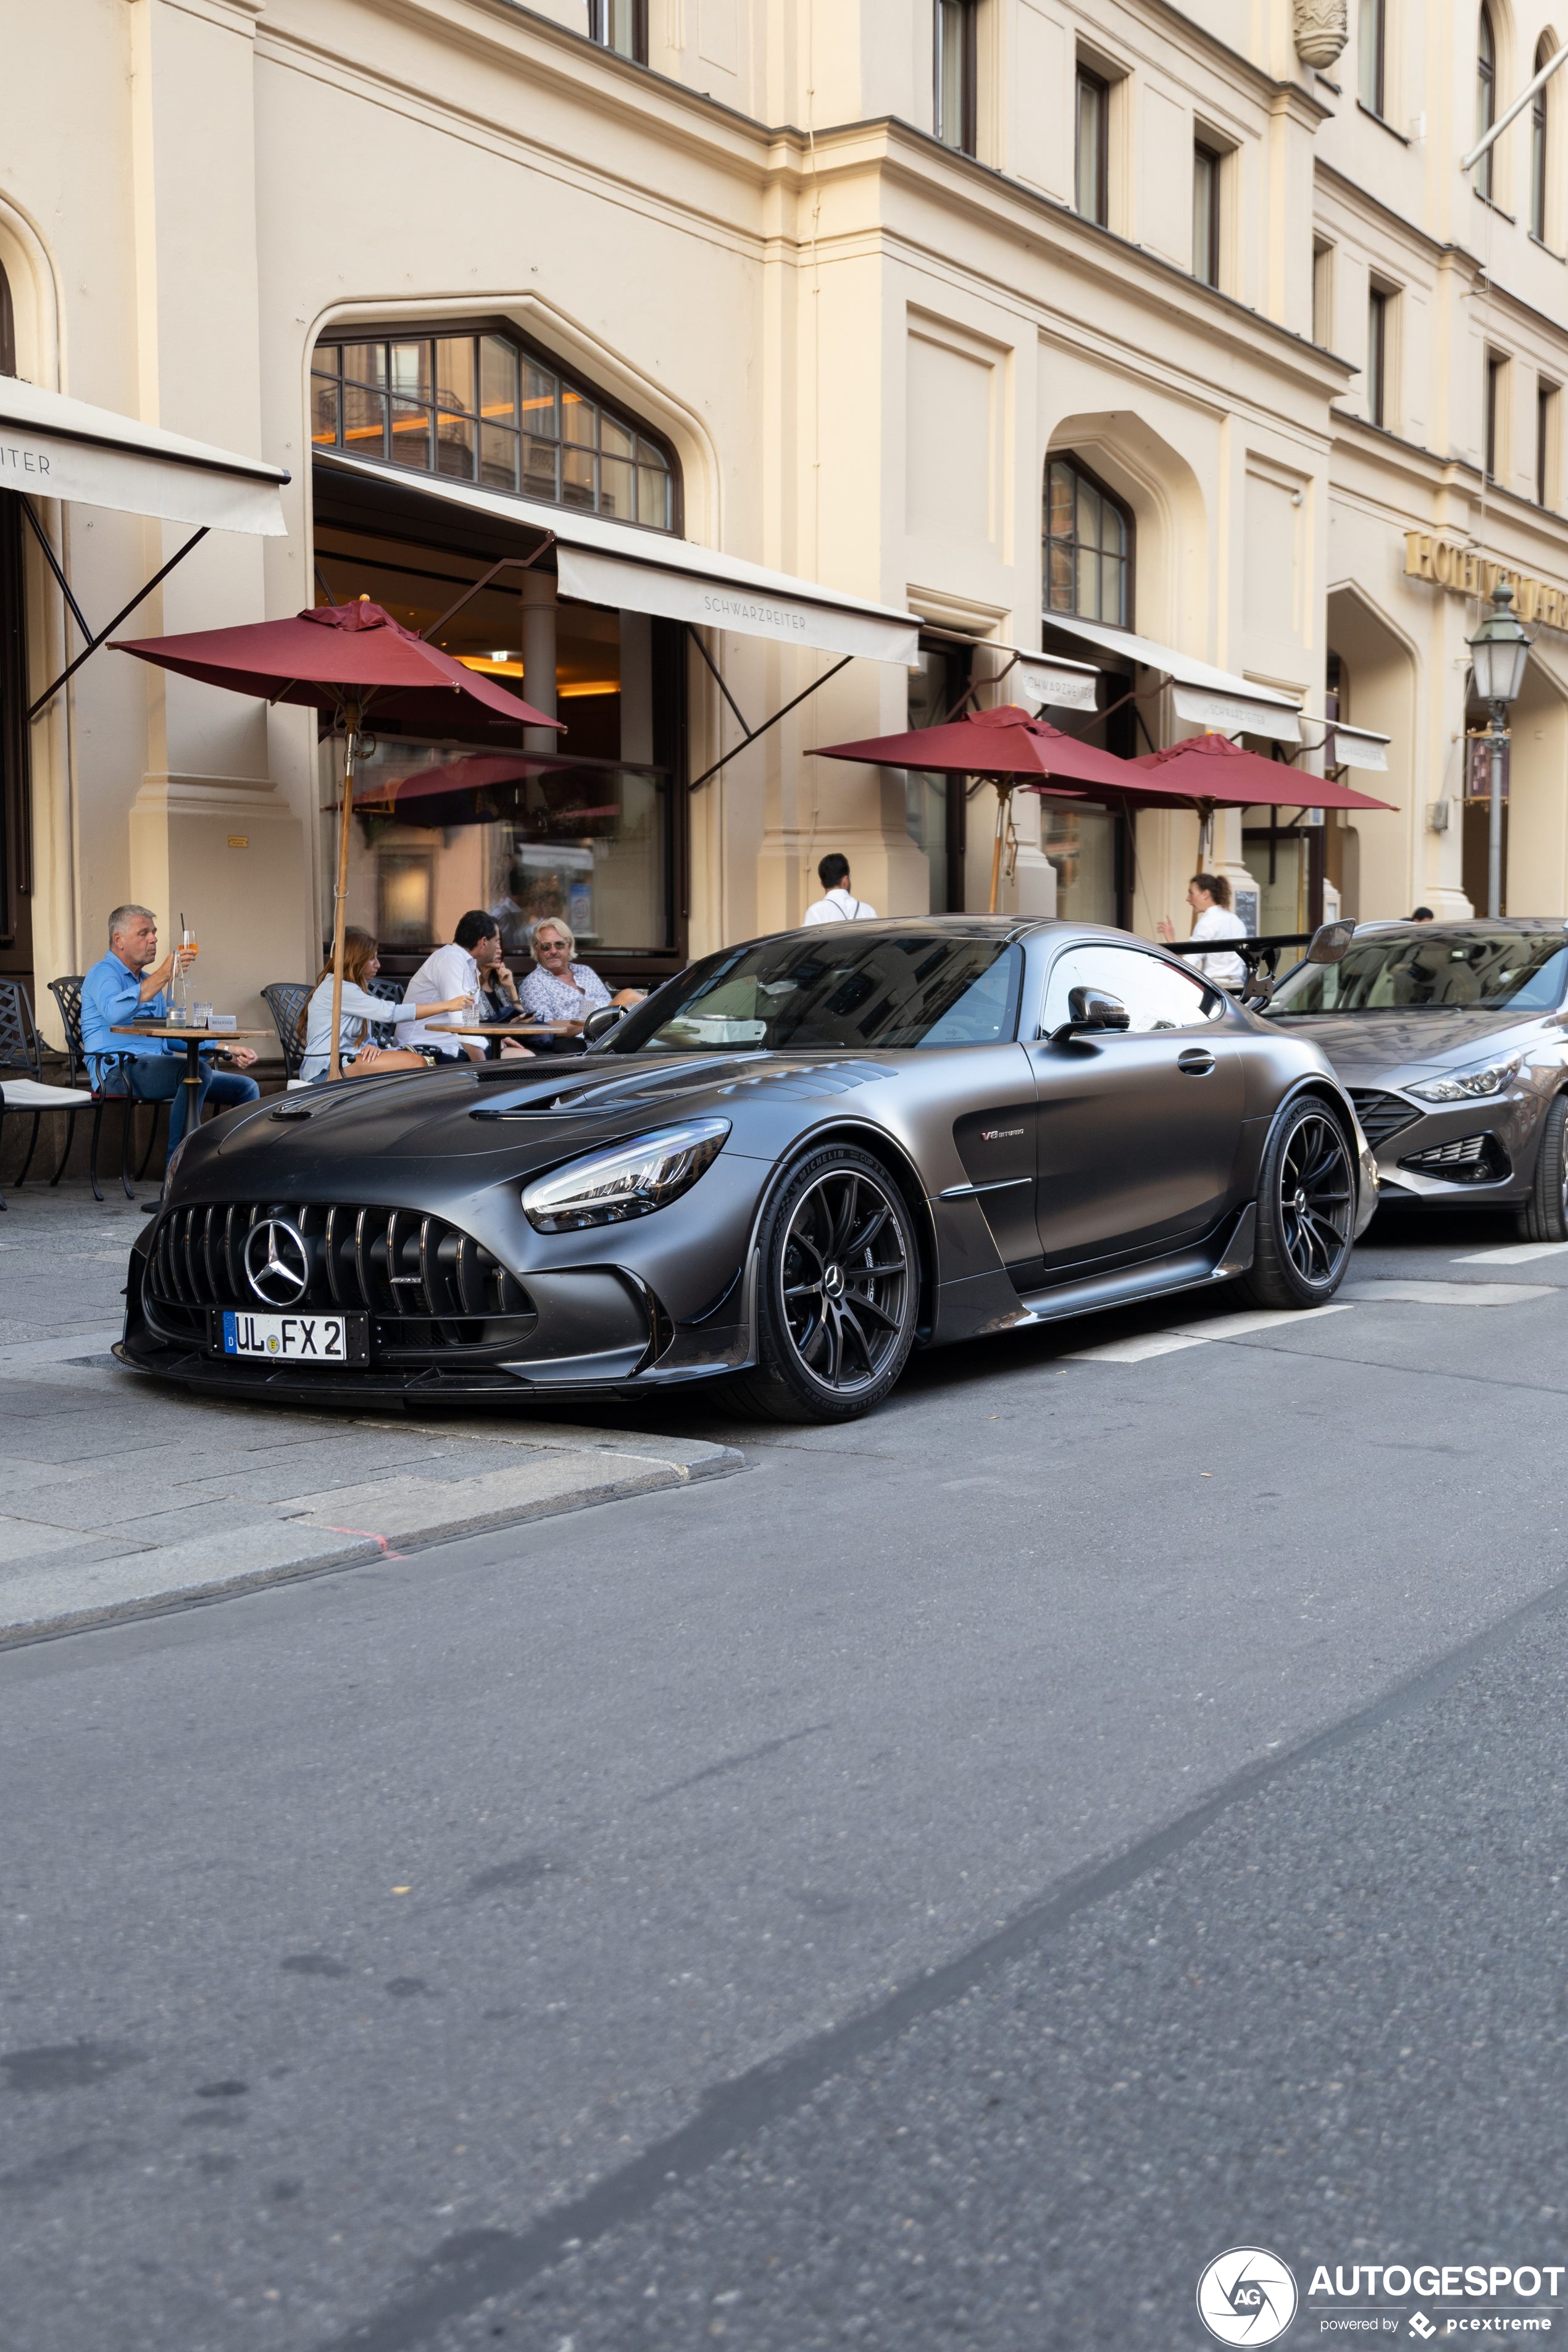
[{"xmin": 0, "ymin": 1336, "xmax": 746, "ymax": 1647}]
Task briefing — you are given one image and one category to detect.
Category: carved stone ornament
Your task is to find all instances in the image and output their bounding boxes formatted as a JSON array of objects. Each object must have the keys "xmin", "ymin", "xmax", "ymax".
[{"xmin": 1293, "ymin": 0, "xmax": 1349, "ymax": 69}]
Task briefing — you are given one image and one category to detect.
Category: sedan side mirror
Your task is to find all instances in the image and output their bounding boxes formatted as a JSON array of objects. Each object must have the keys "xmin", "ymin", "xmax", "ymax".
[
  {"xmin": 1049, "ymin": 986, "xmax": 1131, "ymax": 1043},
  {"xmin": 583, "ymin": 1003, "xmax": 626, "ymax": 1045},
  {"xmin": 1306, "ymin": 920, "xmax": 1355, "ymax": 965}
]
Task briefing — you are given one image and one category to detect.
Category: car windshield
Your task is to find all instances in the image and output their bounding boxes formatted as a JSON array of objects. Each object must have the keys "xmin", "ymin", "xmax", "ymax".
[
  {"xmin": 606, "ymin": 933, "xmax": 1024, "ymax": 1054},
  {"xmin": 1269, "ymin": 930, "xmax": 1568, "ymax": 1015}
]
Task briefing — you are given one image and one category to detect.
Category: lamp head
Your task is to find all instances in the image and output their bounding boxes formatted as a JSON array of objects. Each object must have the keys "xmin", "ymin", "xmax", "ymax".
[{"xmin": 1468, "ymin": 580, "xmax": 1532, "ymax": 707}]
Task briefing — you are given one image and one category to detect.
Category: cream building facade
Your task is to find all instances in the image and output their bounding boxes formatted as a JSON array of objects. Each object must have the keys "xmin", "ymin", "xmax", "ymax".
[{"xmin": 2, "ymin": 0, "xmax": 1566, "ymax": 1049}]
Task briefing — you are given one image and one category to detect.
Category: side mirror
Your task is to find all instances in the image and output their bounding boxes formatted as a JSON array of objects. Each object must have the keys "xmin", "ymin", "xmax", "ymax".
[
  {"xmin": 1049, "ymin": 986, "xmax": 1131, "ymax": 1042},
  {"xmin": 583, "ymin": 1003, "xmax": 625, "ymax": 1045},
  {"xmin": 1306, "ymin": 920, "xmax": 1355, "ymax": 966}
]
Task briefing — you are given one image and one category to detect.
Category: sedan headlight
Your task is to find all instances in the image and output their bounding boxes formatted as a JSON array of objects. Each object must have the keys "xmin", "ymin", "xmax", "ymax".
[
  {"xmin": 521, "ymin": 1119, "xmax": 731, "ymax": 1232},
  {"xmin": 1406, "ymin": 1054, "xmax": 1522, "ymax": 1104}
]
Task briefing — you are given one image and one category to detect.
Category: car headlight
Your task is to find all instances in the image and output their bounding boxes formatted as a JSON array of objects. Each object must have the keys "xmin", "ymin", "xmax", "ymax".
[
  {"xmin": 1406, "ymin": 1054, "xmax": 1522, "ymax": 1104},
  {"xmin": 521, "ymin": 1119, "xmax": 730, "ymax": 1232}
]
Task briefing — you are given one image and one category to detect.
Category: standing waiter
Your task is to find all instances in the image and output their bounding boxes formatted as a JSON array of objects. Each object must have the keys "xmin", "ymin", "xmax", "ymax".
[{"xmin": 801, "ymin": 854, "xmax": 878, "ymax": 926}]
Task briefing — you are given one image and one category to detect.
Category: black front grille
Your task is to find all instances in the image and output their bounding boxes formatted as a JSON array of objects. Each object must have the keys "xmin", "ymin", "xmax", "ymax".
[
  {"xmin": 1348, "ymin": 1088, "xmax": 1422, "ymax": 1150},
  {"xmin": 1398, "ymin": 1132, "xmax": 1509, "ymax": 1184},
  {"xmin": 148, "ymin": 1201, "xmax": 534, "ymax": 1322}
]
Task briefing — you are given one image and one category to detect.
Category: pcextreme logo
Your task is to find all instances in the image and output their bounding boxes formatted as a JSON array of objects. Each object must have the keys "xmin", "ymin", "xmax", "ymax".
[{"xmin": 1198, "ymin": 2248, "xmax": 1299, "ymax": 2346}]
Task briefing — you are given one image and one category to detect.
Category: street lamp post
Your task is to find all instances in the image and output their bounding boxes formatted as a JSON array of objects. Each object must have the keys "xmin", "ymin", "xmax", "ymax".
[{"xmin": 1466, "ymin": 581, "xmax": 1531, "ymax": 920}]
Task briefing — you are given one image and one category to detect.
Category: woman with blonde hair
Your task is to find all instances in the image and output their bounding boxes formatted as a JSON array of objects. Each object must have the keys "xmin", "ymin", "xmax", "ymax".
[{"xmin": 296, "ymin": 928, "xmax": 469, "ymax": 1083}]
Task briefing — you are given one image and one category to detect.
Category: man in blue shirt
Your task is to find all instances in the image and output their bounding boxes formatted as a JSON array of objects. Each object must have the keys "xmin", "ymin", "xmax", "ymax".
[{"xmin": 80, "ymin": 904, "xmax": 260, "ymax": 1159}]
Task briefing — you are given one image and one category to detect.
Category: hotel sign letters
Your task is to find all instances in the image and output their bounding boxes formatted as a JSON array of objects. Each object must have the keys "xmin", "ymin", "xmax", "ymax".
[{"xmin": 1404, "ymin": 533, "xmax": 1568, "ymax": 630}]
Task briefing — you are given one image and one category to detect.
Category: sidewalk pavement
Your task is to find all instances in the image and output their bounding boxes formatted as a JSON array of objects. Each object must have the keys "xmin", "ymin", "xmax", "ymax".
[{"xmin": 0, "ymin": 1188, "xmax": 741, "ymax": 1645}]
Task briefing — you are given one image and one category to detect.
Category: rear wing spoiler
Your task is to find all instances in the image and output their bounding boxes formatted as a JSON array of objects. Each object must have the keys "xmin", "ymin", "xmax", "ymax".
[{"xmin": 1163, "ymin": 924, "xmax": 1354, "ymax": 1007}]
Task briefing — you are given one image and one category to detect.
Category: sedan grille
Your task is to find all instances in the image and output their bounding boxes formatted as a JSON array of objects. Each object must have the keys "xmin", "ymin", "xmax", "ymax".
[
  {"xmin": 1398, "ymin": 1133, "xmax": 1510, "ymax": 1184},
  {"xmin": 148, "ymin": 1201, "xmax": 533, "ymax": 1320},
  {"xmin": 1348, "ymin": 1088, "xmax": 1422, "ymax": 1149}
]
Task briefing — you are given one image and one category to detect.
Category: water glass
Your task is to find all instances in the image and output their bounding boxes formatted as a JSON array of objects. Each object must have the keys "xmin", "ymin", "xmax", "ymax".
[{"xmin": 193, "ymin": 1002, "xmax": 214, "ymax": 1028}]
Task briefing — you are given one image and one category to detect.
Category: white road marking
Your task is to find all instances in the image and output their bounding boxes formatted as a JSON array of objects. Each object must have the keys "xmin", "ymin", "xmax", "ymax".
[
  {"xmin": 1337, "ymin": 1278, "xmax": 1556, "ymax": 1306},
  {"xmin": 1066, "ymin": 1304, "xmax": 1354, "ymax": 1363},
  {"xmin": 1453, "ymin": 1239, "xmax": 1568, "ymax": 1266}
]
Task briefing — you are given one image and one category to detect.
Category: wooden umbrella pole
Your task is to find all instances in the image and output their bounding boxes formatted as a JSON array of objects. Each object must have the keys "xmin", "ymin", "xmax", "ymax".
[
  {"xmin": 327, "ymin": 701, "xmax": 361, "ymax": 1082},
  {"xmin": 988, "ymin": 783, "xmax": 1010, "ymax": 915}
]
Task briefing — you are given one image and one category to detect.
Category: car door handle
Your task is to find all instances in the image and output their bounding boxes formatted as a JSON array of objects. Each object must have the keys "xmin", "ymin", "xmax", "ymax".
[{"xmin": 1177, "ymin": 1049, "xmax": 1216, "ymax": 1075}]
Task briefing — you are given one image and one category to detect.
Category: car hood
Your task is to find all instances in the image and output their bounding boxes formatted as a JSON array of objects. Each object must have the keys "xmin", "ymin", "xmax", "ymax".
[
  {"xmin": 1266, "ymin": 1007, "xmax": 1553, "ymax": 1081},
  {"xmin": 194, "ymin": 1051, "xmax": 899, "ymax": 1188}
]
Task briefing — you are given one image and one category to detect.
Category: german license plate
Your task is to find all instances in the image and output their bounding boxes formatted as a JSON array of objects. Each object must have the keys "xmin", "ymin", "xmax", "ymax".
[{"xmin": 218, "ymin": 1309, "xmax": 369, "ymax": 1365}]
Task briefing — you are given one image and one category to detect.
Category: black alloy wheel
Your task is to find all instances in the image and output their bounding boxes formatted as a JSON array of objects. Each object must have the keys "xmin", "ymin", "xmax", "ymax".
[
  {"xmin": 1516, "ymin": 1091, "xmax": 1568, "ymax": 1243},
  {"xmin": 1238, "ymin": 1098, "xmax": 1356, "ymax": 1311},
  {"xmin": 725, "ymin": 1144, "xmax": 919, "ymax": 1422}
]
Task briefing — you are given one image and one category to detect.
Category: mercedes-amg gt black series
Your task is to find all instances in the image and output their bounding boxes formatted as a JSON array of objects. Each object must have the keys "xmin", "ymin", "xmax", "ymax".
[{"xmin": 119, "ymin": 919, "xmax": 1377, "ymax": 1423}]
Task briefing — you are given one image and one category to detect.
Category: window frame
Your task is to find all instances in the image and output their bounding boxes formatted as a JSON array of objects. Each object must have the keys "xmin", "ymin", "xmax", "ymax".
[
  {"xmin": 1075, "ymin": 65, "xmax": 1111, "ymax": 226},
  {"xmin": 587, "ymin": 0, "xmax": 648, "ymax": 64},
  {"xmin": 1192, "ymin": 142, "xmax": 1222, "ymax": 288},
  {"xmin": 1366, "ymin": 284, "xmax": 1391, "ymax": 428},
  {"xmin": 1486, "ymin": 348, "xmax": 1508, "ymax": 484},
  {"xmin": 1532, "ymin": 35, "xmax": 1552, "ymax": 241},
  {"xmin": 933, "ymin": 0, "xmax": 978, "ymax": 157},
  {"xmin": 310, "ymin": 316, "xmax": 680, "ymax": 535},
  {"xmin": 1358, "ymin": 0, "xmax": 1387, "ymax": 117},
  {"xmin": 1043, "ymin": 450, "xmax": 1134, "ymax": 630},
  {"xmin": 1478, "ymin": 5, "xmax": 1498, "ymax": 201},
  {"xmin": 1312, "ymin": 241, "xmax": 1335, "ymax": 349},
  {"xmin": 1538, "ymin": 378, "xmax": 1559, "ymax": 509}
]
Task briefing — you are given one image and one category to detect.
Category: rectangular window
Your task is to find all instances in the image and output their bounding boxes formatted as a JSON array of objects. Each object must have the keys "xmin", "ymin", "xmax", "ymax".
[
  {"xmin": 934, "ymin": 0, "xmax": 977, "ymax": 155},
  {"xmin": 1358, "ymin": 0, "xmax": 1385, "ymax": 115},
  {"xmin": 588, "ymin": 0, "xmax": 646, "ymax": 62},
  {"xmin": 1192, "ymin": 144, "xmax": 1221, "ymax": 286},
  {"xmin": 1487, "ymin": 351, "xmax": 1508, "ymax": 483},
  {"xmin": 1076, "ymin": 68, "xmax": 1109, "ymax": 225},
  {"xmin": 1538, "ymin": 379, "xmax": 1558, "ymax": 507},
  {"xmin": 1312, "ymin": 242, "xmax": 1335, "ymax": 348},
  {"xmin": 1367, "ymin": 287, "xmax": 1390, "ymax": 427}
]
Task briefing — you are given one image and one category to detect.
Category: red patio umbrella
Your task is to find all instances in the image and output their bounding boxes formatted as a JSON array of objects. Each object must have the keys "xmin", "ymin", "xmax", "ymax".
[
  {"xmin": 116, "ymin": 599, "xmax": 562, "ymax": 1077},
  {"xmin": 1127, "ymin": 732, "xmax": 1395, "ymax": 815},
  {"xmin": 810, "ymin": 704, "xmax": 1135, "ymax": 912}
]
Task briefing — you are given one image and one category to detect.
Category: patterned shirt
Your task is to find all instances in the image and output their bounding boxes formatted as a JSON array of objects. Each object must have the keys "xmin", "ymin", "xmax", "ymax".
[{"xmin": 519, "ymin": 961, "xmax": 612, "ymax": 1022}]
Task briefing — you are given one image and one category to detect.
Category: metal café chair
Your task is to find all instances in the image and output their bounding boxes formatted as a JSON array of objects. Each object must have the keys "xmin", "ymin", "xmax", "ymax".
[
  {"xmin": 0, "ymin": 979, "xmax": 97, "ymax": 1210},
  {"xmin": 261, "ymin": 981, "xmax": 312, "ymax": 1082},
  {"xmin": 46, "ymin": 975, "xmax": 166, "ymax": 1203}
]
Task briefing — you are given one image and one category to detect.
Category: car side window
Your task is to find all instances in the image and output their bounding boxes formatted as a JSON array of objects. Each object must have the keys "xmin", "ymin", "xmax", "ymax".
[{"xmin": 1041, "ymin": 945, "xmax": 1224, "ymax": 1035}]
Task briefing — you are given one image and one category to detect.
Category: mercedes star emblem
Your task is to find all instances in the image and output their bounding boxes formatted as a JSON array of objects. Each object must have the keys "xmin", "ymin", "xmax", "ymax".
[{"xmin": 243, "ymin": 1217, "xmax": 311, "ymax": 1307}]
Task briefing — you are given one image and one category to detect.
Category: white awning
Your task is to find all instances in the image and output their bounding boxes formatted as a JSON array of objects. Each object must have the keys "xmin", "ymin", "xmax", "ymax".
[
  {"xmin": 1011, "ymin": 653, "xmax": 1101, "ymax": 714},
  {"xmin": 1325, "ymin": 722, "xmax": 1391, "ymax": 772},
  {"xmin": 314, "ymin": 451, "xmax": 919, "ymax": 665},
  {"xmin": 0, "ymin": 378, "xmax": 289, "ymax": 536},
  {"xmin": 1041, "ymin": 611, "xmax": 1304, "ymax": 740}
]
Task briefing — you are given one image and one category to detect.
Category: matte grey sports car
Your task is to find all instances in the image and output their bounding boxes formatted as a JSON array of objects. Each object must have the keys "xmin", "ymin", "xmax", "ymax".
[
  {"xmin": 119, "ymin": 918, "xmax": 1377, "ymax": 1424},
  {"xmin": 1264, "ymin": 919, "xmax": 1568, "ymax": 1238}
]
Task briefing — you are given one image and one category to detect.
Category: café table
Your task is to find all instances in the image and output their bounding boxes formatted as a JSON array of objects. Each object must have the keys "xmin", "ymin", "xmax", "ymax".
[{"xmin": 111, "ymin": 1024, "xmax": 270, "ymax": 1125}]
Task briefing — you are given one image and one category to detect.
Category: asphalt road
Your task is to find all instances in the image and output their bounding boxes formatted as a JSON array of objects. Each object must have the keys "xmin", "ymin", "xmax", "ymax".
[{"xmin": 5, "ymin": 1206, "xmax": 1568, "ymax": 2351}]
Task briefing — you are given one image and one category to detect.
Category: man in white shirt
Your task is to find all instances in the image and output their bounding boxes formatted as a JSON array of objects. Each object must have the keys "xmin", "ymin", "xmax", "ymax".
[
  {"xmin": 397, "ymin": 911, "xmax": 514, "ymax": 1061},
  {"xmin": 801, "ymin": 853, "xmax": 877, "ymax": 927}
]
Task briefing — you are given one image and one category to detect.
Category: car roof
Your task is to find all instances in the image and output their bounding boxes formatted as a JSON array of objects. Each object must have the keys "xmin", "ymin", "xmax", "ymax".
[{"xmin": 1353, "ymin": 918, "xmax": 1568, "ymax": 935}]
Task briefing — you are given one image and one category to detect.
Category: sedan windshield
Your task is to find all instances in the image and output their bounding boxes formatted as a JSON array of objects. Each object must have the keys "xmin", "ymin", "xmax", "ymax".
[
  {"xmin": 607, "ymin": 933, "xmax": 1024, "ymax": 1054},
  {"xmin": 1269, "ymin": 930, "xmax": 1568, "ymax": 1015}
]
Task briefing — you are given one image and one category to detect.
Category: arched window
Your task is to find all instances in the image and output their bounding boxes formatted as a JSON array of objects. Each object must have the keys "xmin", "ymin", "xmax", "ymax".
[
  {"xmin": 311, "ymin": 327, "xmax": 675, "ymax": 532},
  {"xmin": 1533, "ymin": 35, "xmax": 1553, "ymax": 240},
  {"xmin": 0, "ymin": 257, "xmax": 13, "ymax": 378},
  {"xmin": 1045, "ymin": 454, "xmax": 1131, "ymax": 627},
  {"xmin": 1478, "ymin": 6, "xmax": 1498, "ymax": 201}
]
